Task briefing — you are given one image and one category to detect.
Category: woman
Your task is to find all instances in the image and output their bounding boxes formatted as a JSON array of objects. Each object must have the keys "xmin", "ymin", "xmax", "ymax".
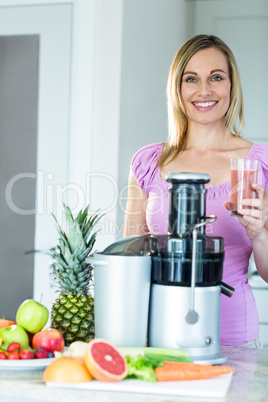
[{"xmin": 123, "ymin": 34, "xmax": 268, "ymax": 347}]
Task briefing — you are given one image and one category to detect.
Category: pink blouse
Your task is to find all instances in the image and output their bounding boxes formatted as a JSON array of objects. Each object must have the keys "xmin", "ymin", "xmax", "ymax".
[{"xmin": 131, "ymin": 142, "xmax": 268, "ymax": 345}]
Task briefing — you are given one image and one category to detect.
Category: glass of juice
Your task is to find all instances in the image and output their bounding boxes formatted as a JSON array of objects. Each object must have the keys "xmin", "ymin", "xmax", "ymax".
[{"xmin": 230, "ymin": 159, "xmax": 259, "ymax": 215}]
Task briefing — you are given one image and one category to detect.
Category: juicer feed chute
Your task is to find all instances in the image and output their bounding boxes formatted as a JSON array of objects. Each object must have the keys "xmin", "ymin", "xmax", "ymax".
[{"xmin": 167, "ymin": 172, "xmax": 210, "ymax": 236}]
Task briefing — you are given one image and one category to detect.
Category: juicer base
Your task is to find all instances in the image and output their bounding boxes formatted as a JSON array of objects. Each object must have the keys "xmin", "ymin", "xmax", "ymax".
[{"xmin": 191, "ymin": 351, "xmax": 227, "ymax": 365}]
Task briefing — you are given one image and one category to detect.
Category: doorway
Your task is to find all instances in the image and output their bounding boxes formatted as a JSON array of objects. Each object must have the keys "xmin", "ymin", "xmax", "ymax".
[{"xmin": 0, "ymin": 36, "xmax": 39, "ymax": 319}]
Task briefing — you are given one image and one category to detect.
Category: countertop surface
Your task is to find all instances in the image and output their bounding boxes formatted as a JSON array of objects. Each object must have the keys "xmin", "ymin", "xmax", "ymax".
[{"xmin": 0, "ymin": 345, "xmax": 268, "ymax": 402}]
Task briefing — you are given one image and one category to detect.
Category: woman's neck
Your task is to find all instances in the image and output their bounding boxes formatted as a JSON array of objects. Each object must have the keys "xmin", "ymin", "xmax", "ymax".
[{"xmin": 185, "ymin": 120, "xmax": 230, "ymax": 151}]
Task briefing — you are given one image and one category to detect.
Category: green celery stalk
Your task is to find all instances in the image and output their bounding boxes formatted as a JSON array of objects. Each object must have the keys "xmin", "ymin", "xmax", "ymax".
[{"xmin": 119, "ymin": 346, "xmax": 190, "ymax": 358}]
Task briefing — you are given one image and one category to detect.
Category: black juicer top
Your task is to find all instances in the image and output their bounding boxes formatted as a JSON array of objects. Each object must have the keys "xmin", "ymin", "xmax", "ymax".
[
  {"xmin": 101, "ymin": 173, "xmax": 225, "ymax": 288},
  {"xmin": 167, "ymin": 172, "xmax": 210, "ymax": 236}
]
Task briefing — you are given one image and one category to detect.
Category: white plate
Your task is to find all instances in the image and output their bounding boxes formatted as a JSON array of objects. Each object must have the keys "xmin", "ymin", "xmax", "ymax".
[
  {"xmin": 0, "ymin": 357, "xmax": 55, "ymax": 371},
  {"xmin": 46, "ymin": 373, "xmax": 233, "ymax": 398}
]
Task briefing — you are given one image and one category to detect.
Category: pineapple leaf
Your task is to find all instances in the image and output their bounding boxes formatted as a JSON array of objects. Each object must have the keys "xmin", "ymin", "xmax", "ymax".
[
  {"xmin": 76, "ymin": 245, "xmax": 96, "ymax": 263},
  {"xmin": 51, "ymin": 203, "xmax": 102, "ymax": 295},
  {"xmin": 83, "ymin": 212, "xmax": 103, "ymax": 242},
  {"xmin": 51, "ymin": 212, "xmax": 69, "ymax": 243},
  {"xmin": 51, "ymin": 249, "xmax": 68, "ymax": 268},
  {"xmin": 85, "ymin": 231, "xmax": 100, "ymax": 252},
  {"xmin": 77, "ymin": 206, "xmax": 89, "ymax": 228},
  {"xmin": 63, "ymin": 204, "xmax": 85, "ymax": 253}
]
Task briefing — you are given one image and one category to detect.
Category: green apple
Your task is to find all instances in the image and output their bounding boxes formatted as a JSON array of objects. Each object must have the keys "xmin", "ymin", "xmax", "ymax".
[
  {"xmin": 0, "ymin": 325, "xmax": 29, "ymax": 350},
  {"xmin": 16, "ymin": 299, "xmax": 49, "ymax": 333}
]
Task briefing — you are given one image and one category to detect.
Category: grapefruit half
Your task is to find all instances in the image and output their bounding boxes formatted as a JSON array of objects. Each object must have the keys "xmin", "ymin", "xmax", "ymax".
[{"xmin": 84, "ymin": 338, "xmax": 128, "ymax": 382}]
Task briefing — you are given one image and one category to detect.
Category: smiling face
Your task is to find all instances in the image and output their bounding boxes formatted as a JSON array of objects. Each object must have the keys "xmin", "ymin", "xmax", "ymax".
[{"xmin": 180, "ymin": 48, "xmax": 231, "ymax": 128}]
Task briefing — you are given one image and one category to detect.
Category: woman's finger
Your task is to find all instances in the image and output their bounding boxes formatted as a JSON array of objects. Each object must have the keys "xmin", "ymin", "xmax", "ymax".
[
  {"xmin": 240, "ymin": 208, "xmax": 262, "ymax": 220},
  {"xmin": 223, "ymin": 201, "xmax": 231, "ymax": 211},
  {"xmin": 252, "ymin": 183, "xmax": 264, "ymax": 200}
]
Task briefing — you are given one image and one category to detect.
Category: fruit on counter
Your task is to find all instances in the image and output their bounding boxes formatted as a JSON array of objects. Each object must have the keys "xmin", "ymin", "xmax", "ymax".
[
  {"xmin": 7, "ymin": 342, "xmax": 21, "ymax": 353},
  {"xmin": 84, "ymin": 338, "xmax": 128, "ymax": 382},
  {"xmin": 35, "ymin": 348, "xmax": 50, "ymax": 359},
  {"xmin": 50, "ymin": 204, "xmax": 102, "ymax": 346},
  {"xmin": 0, "ymin": 325, "xmax": 29, "ymax": 350},
  {"xmin": 0, "ymin": 325, "xmax": 60, "ymax": 360},
  {"xmin": 0, "ymin": 319, "xmax": 16, "ymax": 329},
  {"xmin": 32, "ymin": 328, "xmax": 64, "ymax": 353},
  {"xmin": 7, "ymin": 351, "xmax": 20, "ymax": 360},
  {"xmin": 154, "ymin": 361, "xmax": 235, "ymax": 381},
  {"xmin": 43, "ymin": 356, "xmax": 92, "ymax": 383},
  {"xmin": 63, "ymin": 341, "xmax": 88, "ymax": 360},
  {"xmin": 41, "ymin": 338, "xmax": 235, "ymax": 384},
  {"xmin": 2, "ymin": 343, "xmax": 53, "ymax": 360},
  {"xmin": 16, "ymin": 299, "xmax": 49, "ymax": 333},
  {"xmin": 0, "ymin": 351, "xmax": 7, "ymax": 359},
  {"xmin": 19, "ymin": 349, "xmax": 35, "ymax": 360}
]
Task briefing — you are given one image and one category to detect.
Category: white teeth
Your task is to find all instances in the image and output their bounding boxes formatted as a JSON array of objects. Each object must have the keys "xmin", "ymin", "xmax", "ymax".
[{"xmin": 194, "ymin": 101, "xmax": 216, "ymax": 107}]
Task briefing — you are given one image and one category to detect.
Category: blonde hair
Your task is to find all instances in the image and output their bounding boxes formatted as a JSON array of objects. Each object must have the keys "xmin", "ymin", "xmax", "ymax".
[{"xmin": 159, "ymin": 34, "xmax": 244, "ymax": 167}]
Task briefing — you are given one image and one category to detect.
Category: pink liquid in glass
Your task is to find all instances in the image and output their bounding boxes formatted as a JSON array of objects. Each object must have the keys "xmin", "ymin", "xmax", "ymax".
[{"xmin": 230, "ymin": 168, "xmax": 258, "ymax": 214}]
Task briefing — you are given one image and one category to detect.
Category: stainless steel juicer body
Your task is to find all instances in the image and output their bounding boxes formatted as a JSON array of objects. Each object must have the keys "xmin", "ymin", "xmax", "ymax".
[
  {"xmin": 149, "ymin": 284, "xmax": 225, "ymax": 364},
  {"xmin": 90, "ymin": 252, "xmax": 151, "ymax": 347}
]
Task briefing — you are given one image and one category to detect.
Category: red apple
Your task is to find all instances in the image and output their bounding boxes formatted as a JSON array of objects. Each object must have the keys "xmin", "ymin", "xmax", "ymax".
[{"xmin": 32, "ymin": 328, "xmax": 64, "ymax": 353}]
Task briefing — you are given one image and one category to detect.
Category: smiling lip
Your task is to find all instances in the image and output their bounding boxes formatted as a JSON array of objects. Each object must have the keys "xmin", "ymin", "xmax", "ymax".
[{"xmin": 192, "ymin": 101, "xmax": 218, "ymax": 111}]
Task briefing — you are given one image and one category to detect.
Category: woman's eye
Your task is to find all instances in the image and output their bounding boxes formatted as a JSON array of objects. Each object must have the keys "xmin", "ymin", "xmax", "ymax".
[
  {"xmin": 211, "ymin": 76, "xmax": 222, "ymax": 81},
  {"xmin": 186, "ymin": 77, "xmax": 197, "ymax": 83}
]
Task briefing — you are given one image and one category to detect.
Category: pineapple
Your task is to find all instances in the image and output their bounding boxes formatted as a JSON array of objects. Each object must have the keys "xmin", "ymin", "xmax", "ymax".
[{"xmin": 50, "ymin": 203, "xmax": 102, "ymax": 346}]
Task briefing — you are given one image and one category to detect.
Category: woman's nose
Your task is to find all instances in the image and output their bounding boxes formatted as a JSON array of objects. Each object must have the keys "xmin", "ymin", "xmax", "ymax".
[{"xmin": 198, "ymin": 80, "xmax": 212, "ymax": 97}]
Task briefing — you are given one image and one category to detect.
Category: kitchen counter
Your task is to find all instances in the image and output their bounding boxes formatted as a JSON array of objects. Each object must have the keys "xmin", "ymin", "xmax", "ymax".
[{"xmin": 0, "ymin": 346, "xmax": 268, "ymax": 402}]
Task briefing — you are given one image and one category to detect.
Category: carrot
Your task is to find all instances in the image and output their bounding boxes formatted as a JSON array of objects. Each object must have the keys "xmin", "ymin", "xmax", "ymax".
[{"xmin": 155, "ymin": 361, "xmax": 235, "ymax": 381}]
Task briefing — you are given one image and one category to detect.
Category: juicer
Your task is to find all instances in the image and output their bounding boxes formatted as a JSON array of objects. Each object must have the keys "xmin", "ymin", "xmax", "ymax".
[
  {"xmin": 89, "ymin": 173, "xmax": 234, "ymax": 364},
  {"xmin": 148, "ymin": 173, "xmax": 234, "ymax": 364}
]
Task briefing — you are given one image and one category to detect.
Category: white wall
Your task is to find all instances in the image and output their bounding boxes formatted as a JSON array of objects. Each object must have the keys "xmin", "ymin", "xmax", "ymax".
[
  {"xmin": 0, "ymin": 0, "xmax": 189, "ymax": 316},
  {"xmin": 88, "ymin": 0, "xmax": 123, "ymax": 250},
  {"xmin": 90, "ymin": 0, "xmax": 187, "ymax": 249},
  {"xmin": 117, "ymin": 0, "xmax": 187, "ymax": 238}
]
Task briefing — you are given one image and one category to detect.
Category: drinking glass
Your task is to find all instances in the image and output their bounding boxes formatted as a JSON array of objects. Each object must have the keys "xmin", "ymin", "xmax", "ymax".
[{"xmin": 230, "ymin": 159, "xmax": 259, "ymax": 215}]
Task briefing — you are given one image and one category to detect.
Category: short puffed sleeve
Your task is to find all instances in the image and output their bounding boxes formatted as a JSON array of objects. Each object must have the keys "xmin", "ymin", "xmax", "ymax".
[
  {"xmin": 131, "ymin": 143, "xmax": 164, "ymax": 196},
  {"xmin": 249, "ymin": 143, "xmax": 268, "ymax": 190}
]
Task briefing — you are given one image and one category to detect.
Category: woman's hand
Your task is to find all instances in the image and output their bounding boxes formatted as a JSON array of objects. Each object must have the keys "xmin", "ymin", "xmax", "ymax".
[{"xmin": 224, "ymin": 184, "xmax": 268, "ymax": 239}]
